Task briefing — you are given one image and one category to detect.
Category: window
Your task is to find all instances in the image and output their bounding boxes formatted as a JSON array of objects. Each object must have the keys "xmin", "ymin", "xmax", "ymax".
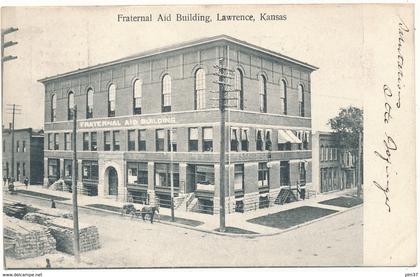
[
  {"xmin": 280, "ymin": 161, "xmax": 290, "ymax": 186},
  {"xmin": 104, "ymin": 131, "xmax": 111, "ymax": 151},
  {"xmin": 64, "ymin": 159, "xmax": 72, "ymax": 178},
  {"xmin": 2, "ymin": 140, "xmax": 5, "ymax": 152},
  {"xmin": 91, "ymin": 132, "xmax": 97, "ymax": 151},
  {"xmin": 16, "ymin": 162, "xmax": 20, "ymax": 180},
  {"xmin": 82, "ymin": 160, "xmax": 99, "ymax": 180},
  {"xmin": 256, "ymin": 129, "xmax": 264, "ymax": 151},
  {"xmin": 193, "ymin": 165, "xmax": 215, "ymax": 186},
  {"xmin": 202, "ymin": 127, "xmax": 213, "ymax": 152},
  {"xmin": 235, "ymin": 69, "xmax": 244, "ymax": 110},
  {"xmin": 113, "ymin": 131, "xmax": 120, "ymax": 151},
  {"xmin": 54, "ymin": 133, "xmax": 59, "ymax": 150},
  {"xmin": 68, "ymin": 91, "xmax": 75, "ymax": 120},
  {"xmin": 189, "ymin": 128, "xmax": 198, "ymax": 151},
  {"xmin": 329, "ymin": 147, "xmax": 333, "ymax": 161},
  {"xmin": 298, "ymin": 84, "xmax": 304, "ymax": 117},
  {"xmin": 48, "ymin": 134, "xmax": 53, "ymax": 150},
  {"xmin": 155, "ymin": 129, "xmax": 164, "ymax": 151},
  {"xmin": 303, "ymin": 131, "xmax": 309, "ymax": 150},
  {"xmin": 241, "ymin": 129, "xmax": 249, "ymax": 151},
  {"xmin": 127, "ymin": 162, "xmax": 148, "ymax": 185},
  {"xmin": 16, "ymin": 141, "xmax": 20, "ymax": 152},
  {"xmin": 265, "ymin": 130, "xmax": 272, "ymax": 151},
  {"xmin": 138, "ymin": 130, "xmax": 146, "ymax": 151},
  {"xmin": 195, "ymin": 69, "xmax": 206, "ymax": 110},
  {"xmin": 299, "ymin": 162, "xmax": 306, "ymax": 184},
  {"xmin": 83, "ymin": 132, "xmax": 89, "ymax": 150},
  {"xmin": 168, "ymin": 129, "xmax": 177, "ymax": 152},
  {"xmin": 280, "ymin": 80, "xmax": 287, "ymax": 115},
  {"xmin": 234, "ymin": 164, "xmax": 244, "ymax": 191},
  {"xmin": 108, "ymin": 84, "xmax": 116, "ymax": 117},
  {"xmin": 22, "ymin": 141, "xmax": 26, "ymax": 152},
  {"xmin": 230, "ymin": 128, "xmax": 239, "ymax": 151},
  {"xmin": 320, "ymin": 146, "xmax": 324, "ymax": 161},
  {"xmin": 128, "ymin": 130, "xmax": 136, "ymax": 151},
  {"xmin": 133, "ymin": 79, "xmax": 142, "ymax": 114},
  {"xmin": 162, "ymin": 74, "xmax": 171, "ymax": 112},
  {"xmin": 48, "ymin": 159, "xmax": 59, "ymax": 178},
  {"xmin": 258, "ymin": 162, "xmax": 269, "ymax": 187},
  {"xmin": 259, "ymin": 75, "xmax": 267, "ymax": 113},
  {"xmin": 22, "ymin": 162, "xmax": 26, "ymax": 177},
  {"xmin": 51, "ymin": 94, "xmax": 57, "ymax": 122},
  {"xmin": 155, "ymin": 163, "xmax": 179, "ymax": 188},
  {"xmin": 64, "ymin": 133, "xmax": 72, "ymax": 150},
  {"xmin": 86, "ymin": 88, "xmax": 94, "ymax": 119}
]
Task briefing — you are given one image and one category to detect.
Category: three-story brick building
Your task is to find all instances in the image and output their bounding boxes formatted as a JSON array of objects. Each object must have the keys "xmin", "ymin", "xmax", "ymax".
[{"xmin": 38, "ymin": 35, "xmax": 317, "ymax": 214}]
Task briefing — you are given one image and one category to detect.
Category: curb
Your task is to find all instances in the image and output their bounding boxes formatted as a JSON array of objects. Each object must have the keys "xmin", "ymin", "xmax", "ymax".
[{"xmin": 8, "ymin": 191, "xmax": 363, "ymax": 238}]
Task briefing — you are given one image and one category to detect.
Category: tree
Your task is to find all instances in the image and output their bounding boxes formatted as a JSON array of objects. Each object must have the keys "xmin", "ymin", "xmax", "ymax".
[
  {"xmin": 327, "ymin": 106, "xmax": 363, "ymax": 197},
  {"xmin": 327, "ymin": 106, "xmax": 363, "ymax": 150}
]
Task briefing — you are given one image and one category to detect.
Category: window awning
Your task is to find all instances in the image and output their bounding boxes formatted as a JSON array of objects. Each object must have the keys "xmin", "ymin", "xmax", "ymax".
[
  {"xmin": 285, "ymin": 130, "xmax": 302, "ymax": 143},
  {"xmin": 277, "ymin": 130, "xmax": 292, "ymax": 143}
]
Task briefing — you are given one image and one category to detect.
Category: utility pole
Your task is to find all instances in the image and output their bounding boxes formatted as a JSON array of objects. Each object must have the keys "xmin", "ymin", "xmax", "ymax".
[
  {"xmin": 6, "ymin": 104, "xmax": 21, "ymax": 183},
  {"xmin": 1, "ymin": 27, "xmax": 18, "ymax": 121},
  {"xmin": 170, "ymin": 127, "xmax": 175, "ymax": 222},
  {"xmin": 212, "ymin": 56, "xmax": 237, "ymax": 232},
  {"xmin": 71, "ymin": 106, "xmax": 80, "ymax": 263},
  {"xmin": 357, "ymin": 131, "xmax": 362, "ymax": 198}
]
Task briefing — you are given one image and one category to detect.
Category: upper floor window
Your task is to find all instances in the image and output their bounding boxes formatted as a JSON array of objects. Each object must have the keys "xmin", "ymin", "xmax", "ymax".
[
  {"xmin": 162, "ymin": 74, "xmax": 171, "ymax": 112},
  {"xmin": 280, "ymin": 80, "xmax": 287, "ymax": 115},
  {"xmin": 138, "ymin": 130, "xmax": 146, "ymax": 151},
  {"xmin": 54, "ymin": 133, "xmax": 59, "ymax": 150},
  {"xmin": 202, "ymin": 127, "xmax": 213, "ymax": 152},
  {"xmin": 128, "ymin": 130, "xmax": 136, "ymax": 151},
  {"xmin": 16, "ymin": 141, "xmax": 20, "ymax": 152},
  {"xmin": 320, "ymin": 146, "xmax": 324, "ymax": 161},
  {"xmin": 104, "ymin": 131, "xmax": 111, "ymax": 151},
  {"xmin": 22, "ymin": 141, "xmax": 26, "ymax": 152},
  {"xmin": 51, "ymin": 94, "xmax": 57, "ymax": 122},
  {"xmin": 113, "ymin": 131, "xmax": 120, "ymax": 151},
  {"xmin": 91, "ymin": 132, "xmax": 97, "ymax": 151},
  {"xmin": 235, "ymin": 69, "xmax": 244, "ymax": 110},
  {"xmin": 188, "ymin": 127, "xmax": 198, "ymax": 152},
  {"xmin": 265, "ymin": 130, "xmax": 272, "ymax": 151},
  {"xmin": 48, "ymin": 134, "xmax": 53, "ymax": 150},
  {"xmin": 241, "ymin": 129, "xmax": 249, "ymax": 151},
  {"xmin": 2, "ymin": 140, "xmax": 5, "ymax": 152},
  {"xmin": 64, "ymin": 132, "xmax": 72, "ymax": 150},
  {"xmin": 256, "ymin": 129, "xmax": 264, "ymax": 151},
  {"xmin": 133, "ymin": 79, "xmax": 142, "ymax": 115},
  {"xmin": 195, "ymin": 69, "xmax": 206, "ymax": 110},
  {"xmin": 86, "ymin": 88, "xmax": 94, "ymax": 119},
  {"xmin": 298, "ymin": 84, "xmax": 304, "ymax": 117},
  {"xmin": 168, "ymin": 129, "xmax": 177, "ymax": 152},
  {"xmin": 259, "ymin": 75, "xmax": 267, "ymax": 113},
  {"xmin": 108, "ymin": 84, "xmax": 116, "ymax": 117},
  {"xmin": 68, "ymin": 91, "xmax": 75, "ymax": 120},
  {"xmin": 230, "ymin": 128, "xmax": 239, "ymax": 151},
  {"xmin": 156, "ymin": 129, "xmax": 165, "ymax": 151},
  {"xmin": 83, "ymin": 132, "xmax": 90, "ymax": 151}
]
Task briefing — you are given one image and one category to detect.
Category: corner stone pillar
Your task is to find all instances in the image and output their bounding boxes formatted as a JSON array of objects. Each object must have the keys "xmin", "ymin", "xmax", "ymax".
[
  {"xmin": 43, "ymin": 158, "xmax": 49, "ymax": 187},
  {"xmin": 179, "ymin": 163, "xmax": 187, "ymax": 194},
  {"xmin": 147, "ymin": 162, "xmax": 156, "ymax": 205},
  {"xmin": 269, "ymin": 161, "xmax": 281, "ymax": 206}
]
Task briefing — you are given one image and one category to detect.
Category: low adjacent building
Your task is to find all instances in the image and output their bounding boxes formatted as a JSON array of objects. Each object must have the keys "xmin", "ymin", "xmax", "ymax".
[{"xmin": 2, "ymin": 127, "xmax": 44, "ymax": 184}]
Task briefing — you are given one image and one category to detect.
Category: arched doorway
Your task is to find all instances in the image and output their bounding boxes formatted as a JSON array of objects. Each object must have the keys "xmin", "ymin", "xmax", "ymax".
[{"xmin": 107, "ymin": 167, "xmax": 118, "ymax": 196}]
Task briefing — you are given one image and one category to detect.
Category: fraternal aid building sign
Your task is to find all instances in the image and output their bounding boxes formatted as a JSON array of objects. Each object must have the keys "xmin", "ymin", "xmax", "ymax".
[{"xmin": 79, "ymin": 116, "xmax": 176, "ymax": 130}]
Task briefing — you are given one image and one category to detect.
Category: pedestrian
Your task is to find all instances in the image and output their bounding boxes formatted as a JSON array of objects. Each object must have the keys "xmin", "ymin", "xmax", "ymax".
[
  {"xmin": 45, "ymin": 258, "xmax": 51, "ymax": 268},
  {"xmin": 24, "ymin": 177, "xmax": 29, "ymax": 189},
  {"xmin": 3, "ymin": 177, "xmax": 6, "ymax": 187},
  {"xmin": 6, "ymin": 176, "xmax": 10, "ymax": 186},
  {"xmin": 51, "ymin": 199, "xmax": 56, "ymax": 209}
]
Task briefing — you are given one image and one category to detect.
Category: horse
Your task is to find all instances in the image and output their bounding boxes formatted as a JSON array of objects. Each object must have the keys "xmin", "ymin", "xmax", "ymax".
[{"xmin": 140, "ymin": 205, "xmax": 160, "ymax": 223}]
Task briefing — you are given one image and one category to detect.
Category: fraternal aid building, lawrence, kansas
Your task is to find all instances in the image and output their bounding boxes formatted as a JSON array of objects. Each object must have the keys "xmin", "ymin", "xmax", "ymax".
[{"xmin": 38, "ymin": 35, "xmax": 317, "ymax": 214}]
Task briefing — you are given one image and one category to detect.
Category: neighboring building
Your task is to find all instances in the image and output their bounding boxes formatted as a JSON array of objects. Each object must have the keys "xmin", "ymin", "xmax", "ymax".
[
  {"xmin": 38, "ymin": 35, "xmax": 317, "ymax": 214},
  {"xmin": 312, "ymin": 131, "xmax": 358, "ymax": 193},
  {"xmin": 2, "ymin": 127, "xmax": 44, "ymax": 184}
]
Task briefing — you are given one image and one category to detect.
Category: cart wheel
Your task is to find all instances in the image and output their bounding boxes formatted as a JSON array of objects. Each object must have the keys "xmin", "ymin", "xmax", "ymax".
[
  {"xmin": 144, "ymin": 213, "xmax": 151, "ymax": 221},
  {"xmin": 130, "ymin": 211, "xmax": 136, "ymax": 219}
]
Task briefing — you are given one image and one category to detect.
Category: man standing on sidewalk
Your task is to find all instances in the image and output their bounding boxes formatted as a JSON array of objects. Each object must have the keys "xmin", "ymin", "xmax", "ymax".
[{"xmin": 24, "ymin": 177, "xmax": 29, "ymax": 189}]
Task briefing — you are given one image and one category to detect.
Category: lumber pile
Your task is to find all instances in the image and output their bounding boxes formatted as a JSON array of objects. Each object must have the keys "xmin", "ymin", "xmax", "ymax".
[
  {"xmin": 22, "ymin": 212, "xmax": 53, "ymax": 225},
  {"xmin": 47, "ymin": 218, "xmax": 100, "ymax": 255},
  {"xmin": 35, "ymin": 207, "xmax": 73, "ymax": 220},
  {"xmin": 3, "ymin": 216, "xmax": 56, "ymax": 259}
]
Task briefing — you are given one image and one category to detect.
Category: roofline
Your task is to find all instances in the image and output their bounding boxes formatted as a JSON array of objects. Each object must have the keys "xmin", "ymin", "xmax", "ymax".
[{"xmin": 38, "ymin": 35, "xmax": 318, "ymax": 83}]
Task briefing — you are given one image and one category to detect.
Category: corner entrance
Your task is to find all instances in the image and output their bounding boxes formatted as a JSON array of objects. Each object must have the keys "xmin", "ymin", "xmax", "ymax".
[{"xmin": 107, "ymin": 167, "xmax": 118, "ymax": 196}]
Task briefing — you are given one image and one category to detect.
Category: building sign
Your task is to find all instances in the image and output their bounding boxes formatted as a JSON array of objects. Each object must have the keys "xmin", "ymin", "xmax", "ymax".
[{"xmin": 79, "ymin": 116, "xmax": 176, "ymax": 129}]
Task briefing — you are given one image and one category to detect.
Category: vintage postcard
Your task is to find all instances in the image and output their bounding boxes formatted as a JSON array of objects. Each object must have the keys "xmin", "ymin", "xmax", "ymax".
[{"xmin": 0, "ymin": 3, "xmax": 416, "ymax": 271}]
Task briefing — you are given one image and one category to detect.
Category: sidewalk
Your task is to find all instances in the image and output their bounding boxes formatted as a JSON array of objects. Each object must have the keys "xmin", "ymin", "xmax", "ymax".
[{"xmin": 6, "ymin": 183, "xmax": 362, "ymax": 237}]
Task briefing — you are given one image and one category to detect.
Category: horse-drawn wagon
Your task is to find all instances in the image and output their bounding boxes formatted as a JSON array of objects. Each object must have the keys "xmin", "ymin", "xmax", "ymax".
[{"xmin": 120, "ymin": 203, "xmax": 159, "ymax": 223}]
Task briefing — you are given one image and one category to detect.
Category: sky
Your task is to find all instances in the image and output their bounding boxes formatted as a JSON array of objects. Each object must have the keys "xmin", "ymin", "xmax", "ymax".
[{"xmin": 1, "ymin": 5, "xmax": 364, "ymax": 131}]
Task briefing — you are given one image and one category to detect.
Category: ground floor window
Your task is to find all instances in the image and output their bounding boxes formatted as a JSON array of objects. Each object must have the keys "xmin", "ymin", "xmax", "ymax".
[
  {"xmin": 127, "ymin": 162, "xmax": 148, "ymax": 185},
  {"xmin": 64, "ymin": 159, "xmax": 72, "ymax": 179},
  {"xmin": 189, "ymin": 164, "xmax": 215, "ymax": 191},
  {"xmin": 197, "ymin": 199, "xmax": 214, "ymax": 215},
  {"xmin": 234, "ymin": 164, "xmax": 244, "ymax": 191},
  {"xmin": 258, "ymin": 162, "xmax": 269, "ymax": 188},
  {"xmin": 82, "ymin": 160, "xmax": 98, "ymax": 181},
  {"xmin": 48, "ymin": 159, "xmax": 60, "ymax": 180},
  {"xmin": 299, "ymin": 162, "xmax": 306, "ymax": 184},
  {"xmin": 154, "ymin": 163, "xmax": 179, "ymax": 188},
  {"xmin": 259, "ymin": 195, "xmax": 269, "ymax": 208},
  {"xmin": 280, "ymin": 161, "xmax": 290, "ymax": 186}
]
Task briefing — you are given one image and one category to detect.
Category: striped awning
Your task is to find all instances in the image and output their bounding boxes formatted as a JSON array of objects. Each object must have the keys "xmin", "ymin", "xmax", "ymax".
[
  {"xmin": 277, "ymin": 130, "xmax": 292, "ymax": 143},
  {"xmin": 285, "ymin": 130, "xmax": 302, "ymax": 143}
]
